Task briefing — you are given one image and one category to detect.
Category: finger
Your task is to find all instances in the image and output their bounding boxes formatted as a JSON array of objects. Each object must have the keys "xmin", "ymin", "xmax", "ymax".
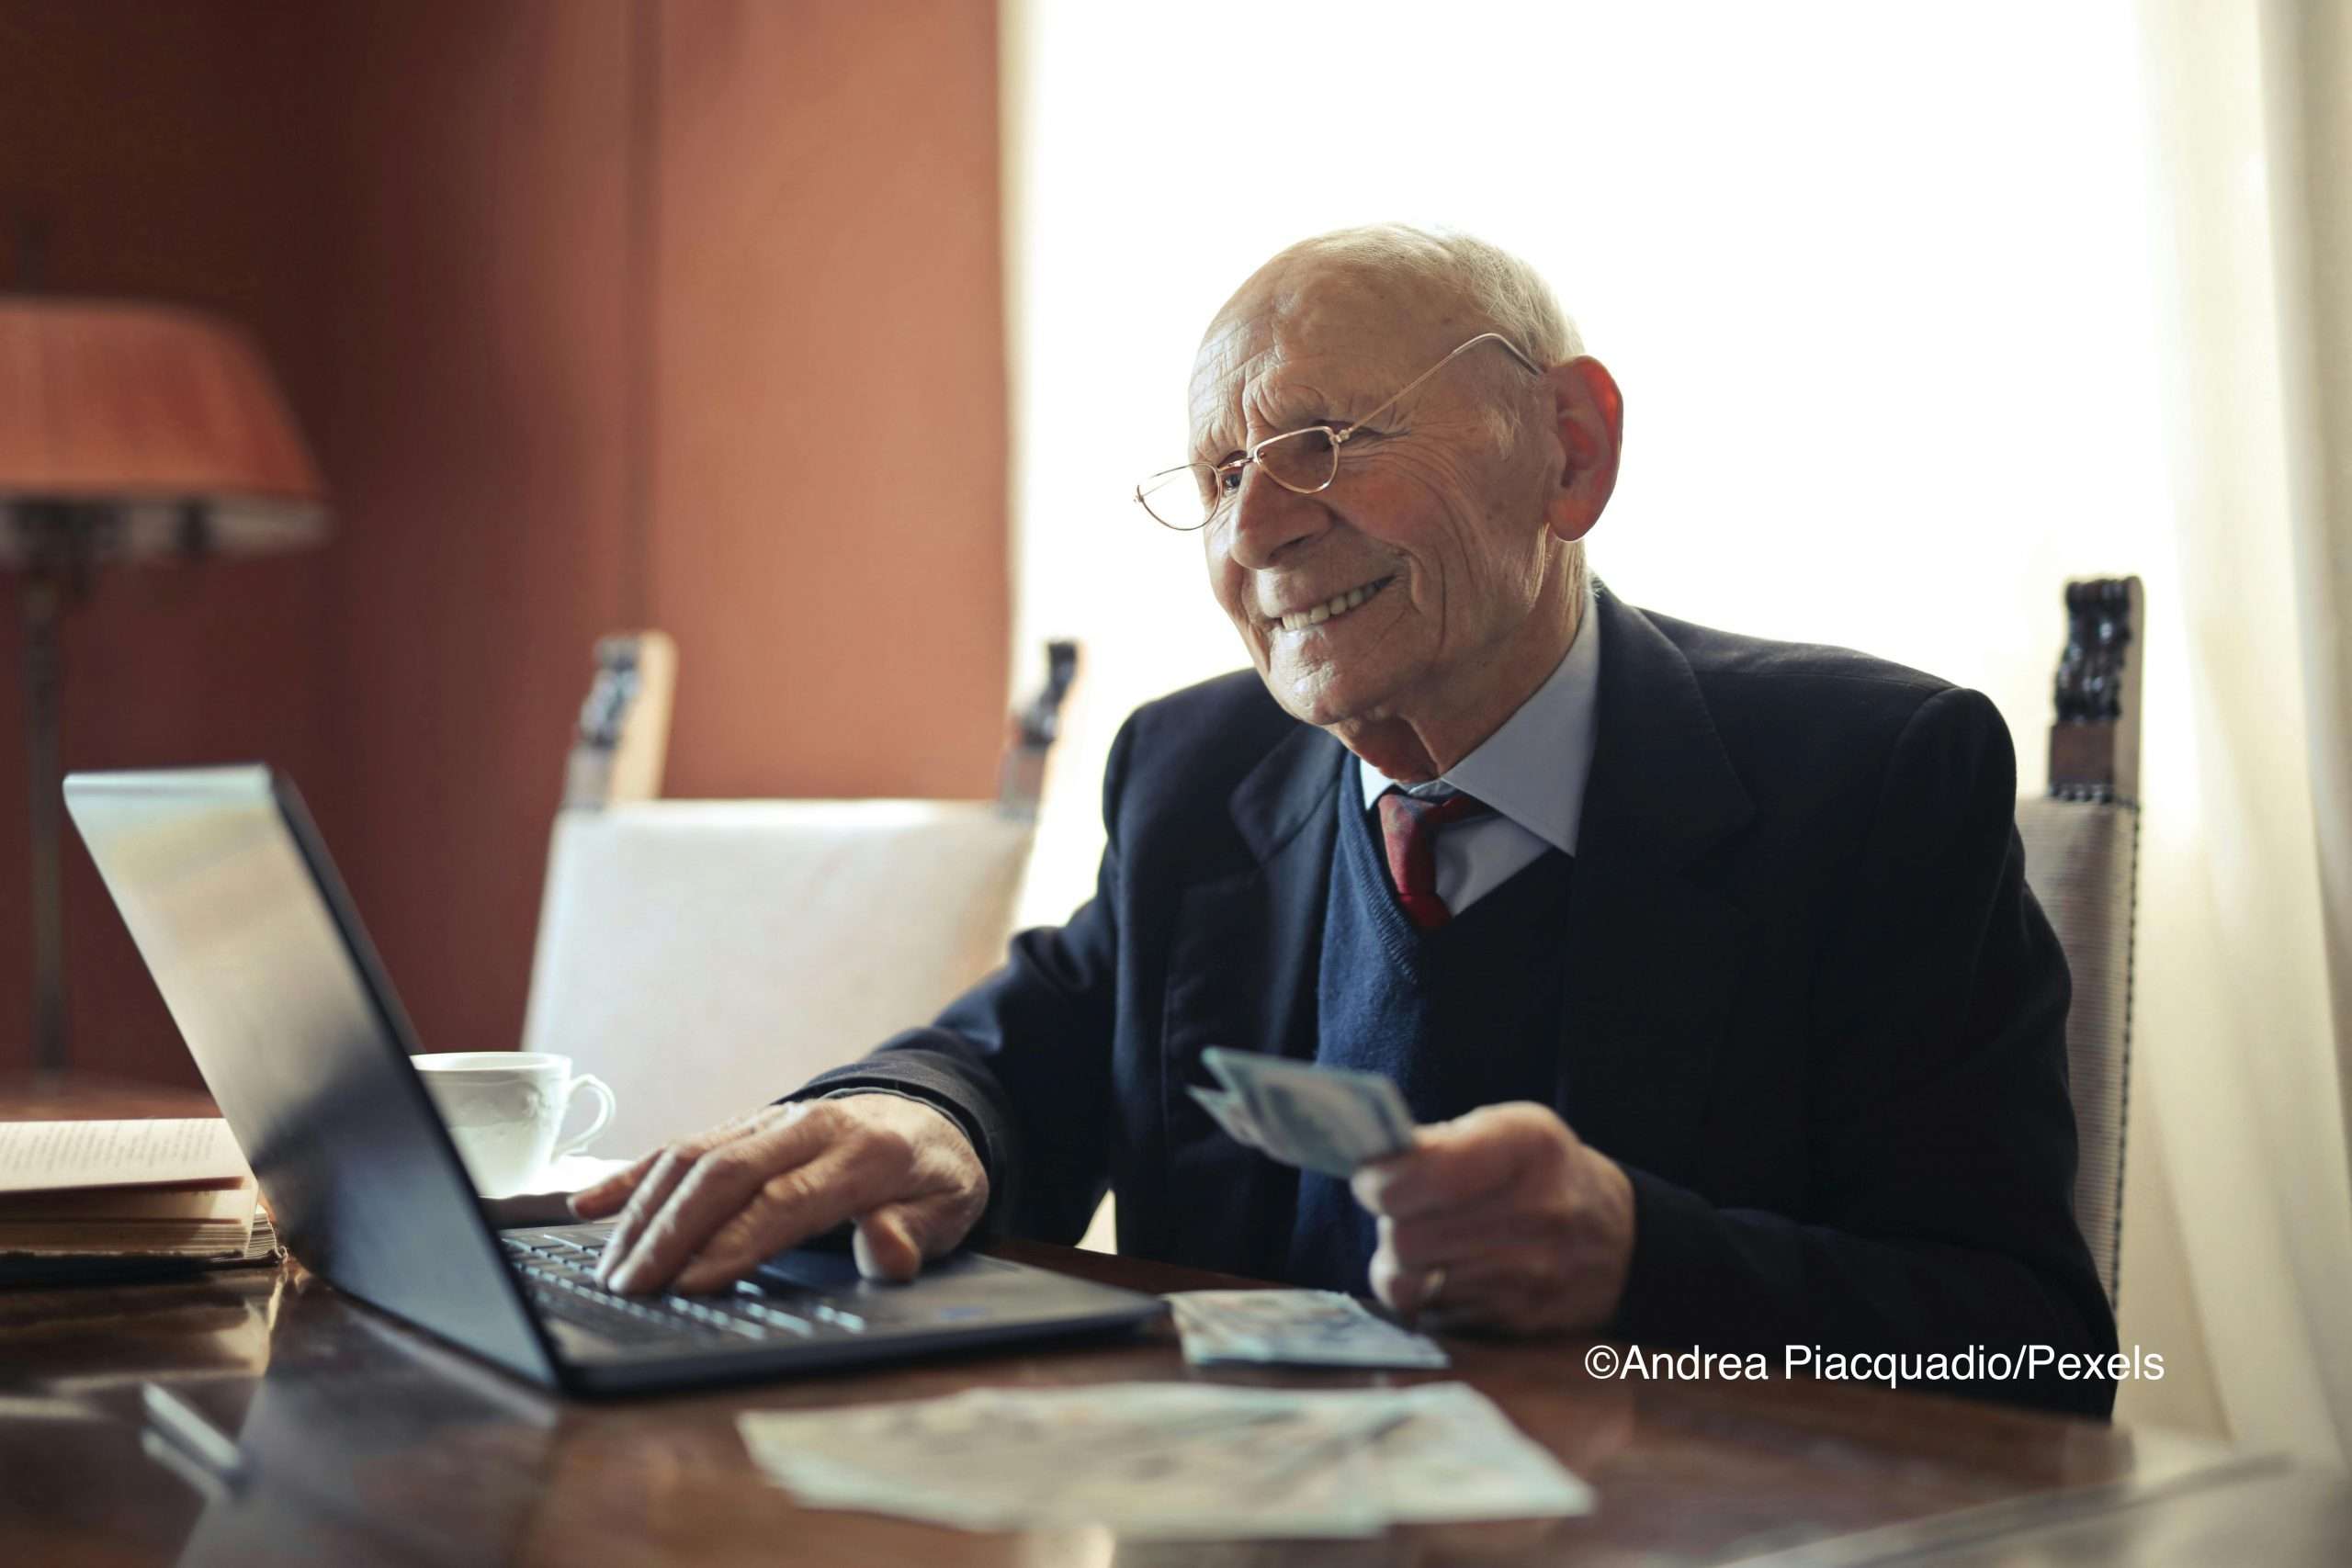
[
  {"xmin": 1371, "ymin": 1212, "xmax": 1532, "ymax": 1303},
  {"xmin": 1352, "ymin": 1102, "xmax": 1560, "ymax": 1219},
  {"xmin": 664, "ymin": 1142, "xmax": 905, "ymax": 1293},
  {"xmin": 1370, "ymin": 1223, "xmax": 1461, "ymax": 1315},
  {"xmin": 612, "ymin": 1113, "xmax": 847, "ymax": 1292},
  {"xmin": 851, "ymin": 1204, "xmax": 925, "ymax": 1282},
  {"xmin": 855, "ymin": 1188, "xmax": 983, "ymax": 1283},
  {"xmin": 569, "ymin": 1149, "xmax": 658, "ymax": 1220},
  {"xmin": 605, "ymin": 1107, "xmax": 837, "ymax": 1291},
  {"xmin": 658, "ymin": 1098, "xmax": 988, "ymax": 1293},
  {"xmin": 1385, "ymin": 1203, "xmax": 1554, "ymax": 1274},
  {"xmin": 1371, "ymin": 1240, "xmax": 1531, "ymax": 1324},
  {"xmin": 1419, "ymin": 1277, "xmax": 1549, "ymax": 1337},
  {"xmin": 597, "ymin": 1109, "xmax": 783, "ymax": 1276},
  {"xmin": 1368, "ymin": 1241, "xmax": 1419, "ymax": 1314},
  {"xmin": 598, "ymin": 1146, "xmax": 707, "ymax": 1284}
]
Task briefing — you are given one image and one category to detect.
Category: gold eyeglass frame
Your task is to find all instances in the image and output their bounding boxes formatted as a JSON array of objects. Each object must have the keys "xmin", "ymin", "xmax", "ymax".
[{"xmin": 1135, "ymin": 331, "xmax": 1546, "ymax": 533}]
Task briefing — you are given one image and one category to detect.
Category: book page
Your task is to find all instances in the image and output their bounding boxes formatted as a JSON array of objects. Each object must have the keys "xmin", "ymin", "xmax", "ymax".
[
  {"xmin": 0, "ymin": 1119, "xmax": 253, "ymax": 1195},
  {"xmin": 0, "ymin": 1182, "xmax": 256, "ymax": 1223}
]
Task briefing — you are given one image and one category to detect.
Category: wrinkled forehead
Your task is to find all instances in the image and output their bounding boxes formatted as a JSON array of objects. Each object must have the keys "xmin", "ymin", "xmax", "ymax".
[{"xmin": 1187, "ymin": 262, "xmax": 1467, "ymax": 439}]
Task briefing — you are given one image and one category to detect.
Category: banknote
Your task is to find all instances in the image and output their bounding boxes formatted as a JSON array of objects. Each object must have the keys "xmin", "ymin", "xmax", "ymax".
[
  {"xmin": 1184, "ymin": 1084, "xmax": 1268, "ymax": 1151},
  {"xmin": 1351, "ymin": 1382, "xmax": 1597, "ymax": 1524},
  {"xmin": 1168, "ymin": 1289, "xmax": 1450, "ymax": 1370},
  {"xmin": 1199, "ymin": 1048, "xmax": 1414, "ymax": 1177},
  {"xmin": 735, "ymin": 1381, "xmax": 1592, "ymax": 1538},
  {"xmin": 739, "ymin": 1382, "xmax": 1389, "ymax": 1537}
]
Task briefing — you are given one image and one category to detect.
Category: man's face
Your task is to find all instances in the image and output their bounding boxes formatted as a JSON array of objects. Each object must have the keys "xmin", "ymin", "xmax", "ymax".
[{"xmin": 1190, "ymin": 268, "xmax": 1565, "ymax": 739}]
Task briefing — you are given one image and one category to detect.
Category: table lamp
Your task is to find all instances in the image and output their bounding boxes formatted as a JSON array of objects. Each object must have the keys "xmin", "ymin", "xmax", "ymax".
[{"xmin": 0, "ymin": 298, "xmax": 329, "ymax": 1073}]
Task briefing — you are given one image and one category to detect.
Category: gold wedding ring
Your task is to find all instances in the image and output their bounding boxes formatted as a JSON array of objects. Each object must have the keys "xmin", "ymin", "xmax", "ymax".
[{"xmin": 1420, "ymin": 1265, "xmax": 1448, "ymax": 1308}]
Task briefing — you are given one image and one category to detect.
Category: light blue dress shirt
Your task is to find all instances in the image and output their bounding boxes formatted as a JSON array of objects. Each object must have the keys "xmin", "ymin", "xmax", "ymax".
[{"xmin": 1356, "ymin": 578, "xmax": 1601, "ymax": 915}]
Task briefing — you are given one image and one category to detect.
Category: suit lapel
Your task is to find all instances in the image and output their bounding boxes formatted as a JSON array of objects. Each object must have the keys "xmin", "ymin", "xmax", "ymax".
[
  {"xmin": 1559, "ymin": 585, "xmax": 1756, "ymax": 1181},
  {"xmin": 1161, "ymin": 722, "xmax": 1344, "ymax": 1067},
  {"xmin": 1159, "ymin": 721, "xmax": 1344, "ymax": 1274},
  {"xmin": 1156, "ymin": 586, "xmax": 1754, "ymax": 1249}
]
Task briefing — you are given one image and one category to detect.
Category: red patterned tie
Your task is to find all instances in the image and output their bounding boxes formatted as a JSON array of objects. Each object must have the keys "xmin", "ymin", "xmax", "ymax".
[{"xmin": 1376, "ymin": 789, "xmax": 1497, "ymax": 931}]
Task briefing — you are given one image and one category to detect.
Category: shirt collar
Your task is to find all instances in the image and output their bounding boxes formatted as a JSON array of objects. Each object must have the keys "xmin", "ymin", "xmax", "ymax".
[{"xmin": 1356, "ymin": 574, "xmax": 1601, "ymax": 855}]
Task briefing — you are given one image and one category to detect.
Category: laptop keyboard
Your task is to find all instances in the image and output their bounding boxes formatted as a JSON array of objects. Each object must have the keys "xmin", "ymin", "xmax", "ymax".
[{"xmin": 501, "ymin": 1229, "xmax": 871, "ymax": 1348}]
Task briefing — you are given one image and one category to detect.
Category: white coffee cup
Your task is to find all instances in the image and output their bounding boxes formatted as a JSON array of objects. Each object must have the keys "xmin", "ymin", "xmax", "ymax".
[{"xmin": 413, "ymin": 1052, "xmax": 616, "ymax": 1198}]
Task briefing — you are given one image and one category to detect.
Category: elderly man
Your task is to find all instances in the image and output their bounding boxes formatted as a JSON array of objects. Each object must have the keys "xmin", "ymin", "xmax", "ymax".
[{"xmin": 576, "ymin": 225, "xmax": 2119, "ymax": 1416}]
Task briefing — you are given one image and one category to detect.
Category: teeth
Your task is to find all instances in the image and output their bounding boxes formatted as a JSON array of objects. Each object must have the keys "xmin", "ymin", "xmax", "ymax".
[{"xmin": 1278, "ymin": 578, "xmax": 1388, "ymax": 632}]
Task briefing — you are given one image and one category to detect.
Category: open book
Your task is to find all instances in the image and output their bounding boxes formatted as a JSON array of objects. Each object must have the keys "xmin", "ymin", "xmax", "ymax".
[{"xmin": 0, "ymin": 1119, "xmax": 280, "ymax": 1281}]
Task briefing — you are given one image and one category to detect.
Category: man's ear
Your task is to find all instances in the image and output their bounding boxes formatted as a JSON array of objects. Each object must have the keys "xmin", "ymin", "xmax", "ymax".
[{"xmin": 1544, "ymin": 355, "xmax": 1623, "ymax": 544}]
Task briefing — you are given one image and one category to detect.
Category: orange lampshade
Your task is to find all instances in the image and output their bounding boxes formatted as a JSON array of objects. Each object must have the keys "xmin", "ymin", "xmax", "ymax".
[{"xmin": 0, "ymin": 298, "xmax": 327, "ymax": 565}]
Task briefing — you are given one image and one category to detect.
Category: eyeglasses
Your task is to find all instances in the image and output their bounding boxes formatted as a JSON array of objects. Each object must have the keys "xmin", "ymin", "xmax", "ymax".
[{"xmin": 1134, "ymin": 331, "xmax": 1544, "ymax": 533}]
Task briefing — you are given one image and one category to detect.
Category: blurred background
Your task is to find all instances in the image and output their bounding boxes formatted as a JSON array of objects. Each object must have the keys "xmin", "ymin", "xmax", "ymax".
[
  {"xmin": 0, "ymin": 0, "xmax": 1012, "ymax": 1085},
  {"xmin": 3, "ymin": 0, "xmax": 2346, "ymax": 1471}
]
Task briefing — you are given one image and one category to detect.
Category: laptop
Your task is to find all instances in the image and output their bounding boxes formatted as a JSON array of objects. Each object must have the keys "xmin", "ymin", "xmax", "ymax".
[{"xmin": 64, "ymin": 766, "xmax": 1162, "ymax": 1395}]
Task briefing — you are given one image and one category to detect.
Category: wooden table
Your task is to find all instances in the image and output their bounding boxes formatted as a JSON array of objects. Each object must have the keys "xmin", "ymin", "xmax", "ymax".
[{"xmin": 2, "ymin": 1079, "xmax": 2335, "ymax": 1565}]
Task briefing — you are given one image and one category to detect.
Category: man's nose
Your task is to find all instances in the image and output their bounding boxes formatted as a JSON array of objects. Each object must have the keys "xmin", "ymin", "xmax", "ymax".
[{"xmin": 1223, "ymin": 464, "xmax": 1329, "ymax": 570}]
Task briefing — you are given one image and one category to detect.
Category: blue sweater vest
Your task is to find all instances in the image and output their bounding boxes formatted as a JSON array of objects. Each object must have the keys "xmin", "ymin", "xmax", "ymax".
[{"xmin": 1284, "ymin": 773, "xmax": 1576, "ymax": 1292}]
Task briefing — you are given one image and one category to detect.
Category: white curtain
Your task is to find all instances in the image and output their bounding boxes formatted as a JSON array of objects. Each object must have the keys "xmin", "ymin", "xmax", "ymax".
[
  {"xmin": 2119, "ymin": 0, "xmax": 2352, "ymax": 1462},
  {"xmin": 1001, "ymin": 0, "xmax": 2352, "ymax": 1460}
]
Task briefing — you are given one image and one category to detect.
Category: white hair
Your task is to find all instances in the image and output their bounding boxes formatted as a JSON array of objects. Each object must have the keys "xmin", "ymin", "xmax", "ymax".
[{"xmin": 1266, "ymin": 224, "xmax": 1580, "ymax": 448}]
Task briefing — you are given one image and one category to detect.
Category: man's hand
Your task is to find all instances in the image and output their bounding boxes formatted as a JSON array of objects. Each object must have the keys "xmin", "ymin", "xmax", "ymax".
[
  {"xmin": 1351, "ymin": 1101, "xmax": 1634, "ymax": 1335},
  {"xmin": 569, "ymin": 1095, "xmax": 989, "ymax": 1295}
]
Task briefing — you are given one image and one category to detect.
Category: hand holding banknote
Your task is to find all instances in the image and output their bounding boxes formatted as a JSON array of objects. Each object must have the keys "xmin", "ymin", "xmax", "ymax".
[
  {"xmin": 1196, "ymin": 1051, "xmax": 1636, "ymax": 1335},
  {"xmin": 1352, "ymin": 1101, "xmax": 1636, "ymax": 1336}
]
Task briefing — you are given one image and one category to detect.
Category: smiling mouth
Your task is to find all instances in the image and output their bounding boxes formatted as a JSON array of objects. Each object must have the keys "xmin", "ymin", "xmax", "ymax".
[{"xmin": 1272, "ymin": 576, "xmax": 1396, "ymax": 634}]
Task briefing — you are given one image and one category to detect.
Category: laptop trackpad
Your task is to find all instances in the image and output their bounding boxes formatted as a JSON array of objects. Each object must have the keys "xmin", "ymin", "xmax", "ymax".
[
  {"xmin": 750, "ymin": 1247, "xmax": 999, "ymax": 1293},
  {"xmin": 751, "ymin": 1248, "xmax": 865, "ymax": 1292}
]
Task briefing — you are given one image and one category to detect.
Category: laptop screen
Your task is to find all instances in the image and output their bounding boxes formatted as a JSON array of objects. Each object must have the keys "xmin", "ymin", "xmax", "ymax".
[{"xmin": 65, "ymin": 767, "xmax": 554, "ymax": 1384}]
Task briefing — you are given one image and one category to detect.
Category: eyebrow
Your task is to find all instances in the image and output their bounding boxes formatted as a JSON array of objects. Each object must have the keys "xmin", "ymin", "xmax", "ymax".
[
  {"xmin": 1197, "ymin": 400, "xmax": 1406, "ymax": 464},
  {"xmin": 1195, "ymin": 380, "xmax": 1380, "ymax": 455}
]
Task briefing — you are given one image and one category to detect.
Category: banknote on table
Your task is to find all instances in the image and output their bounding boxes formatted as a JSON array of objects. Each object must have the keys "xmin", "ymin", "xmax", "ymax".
[
  {"xmin": 739, "ymin": 1382, "xmax": 1389, "ymax": 1537},
  {"xmin": 1168, "ymin": 1290, "xmax": 1450, "ymax": 1370},
  {"xmin": 735, "ymin": 1381, "xmax": 1591, "ymax": 1538},
  {"xmin": 1199, "ymin": 1048, "xmax": 1415, "ymax": 1177},
  {"xmin": 1352, "ymin": 1382, "xmax": 1597, "ymax": 1524}
]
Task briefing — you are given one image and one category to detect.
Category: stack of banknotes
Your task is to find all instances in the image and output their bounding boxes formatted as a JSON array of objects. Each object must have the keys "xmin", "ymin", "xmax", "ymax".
[
  {"xmin": 737, "ymin": 1381, "xmax": 1594, "ymax": 1538},
  {"xmin": 1178, "ymin": 1053, "xmax": 1446, "ymax": 1370},
  {"xmin": 1188, "ymin": 1047, "xmax": 1416, "ymax": 1177},
  {"xmin": 1168, "ymin": 1289, "xmax": 1449, "ymax": 1369}
]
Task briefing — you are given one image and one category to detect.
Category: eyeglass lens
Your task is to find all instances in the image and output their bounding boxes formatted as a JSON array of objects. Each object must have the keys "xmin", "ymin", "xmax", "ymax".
[{"xmin": 1138, "ymin": 429, "xmax": 1341, "ymax": 531}]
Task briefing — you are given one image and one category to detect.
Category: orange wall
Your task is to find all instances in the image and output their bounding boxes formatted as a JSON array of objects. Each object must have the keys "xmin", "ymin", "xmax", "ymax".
[
  {"xmin": 650, "ymin": 1, "xmax": 1009, "ymax": 800},
  {"xmin": 0, "ymin": 2, "xmax": 339, "ymax": 1085},
  {"xmin": 304, "ymin": 2, "xmax": 645, "ymax": 1064},
  {"xmin": 0, "ymin": 0, "xmax": 1008, "ymax": 1081}
]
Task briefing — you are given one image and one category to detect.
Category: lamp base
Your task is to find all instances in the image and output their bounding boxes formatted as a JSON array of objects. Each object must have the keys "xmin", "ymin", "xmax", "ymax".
[{"xmin": 9, "ymin": 502, "xmax": 95, "ymax": 1075}]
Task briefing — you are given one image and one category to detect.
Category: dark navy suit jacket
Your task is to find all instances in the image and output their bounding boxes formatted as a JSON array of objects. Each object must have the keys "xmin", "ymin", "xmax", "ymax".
[{"xmin": 799, "ymin": 585, "xmax": 2120, "ymax": 1416}]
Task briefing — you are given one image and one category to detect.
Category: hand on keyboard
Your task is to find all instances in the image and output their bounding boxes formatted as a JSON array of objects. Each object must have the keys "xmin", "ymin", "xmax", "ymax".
[{"xmin": 570, "ymin": 1096, "xmax": 988, "ymax": 1296}]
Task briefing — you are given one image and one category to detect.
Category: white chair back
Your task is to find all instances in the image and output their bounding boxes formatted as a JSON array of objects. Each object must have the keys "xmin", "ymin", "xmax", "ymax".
[
  {"xmin": 2025, "ymin": 575, "xmax": 2145, "ymax": 1304},
  {"xmin": 520, "ymin": 800, "xmax": 1033, "ymax": 1160},
  {"xmin": 2017, "ymin": 796, "xmax": 2137, "ymax": 1303}
]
